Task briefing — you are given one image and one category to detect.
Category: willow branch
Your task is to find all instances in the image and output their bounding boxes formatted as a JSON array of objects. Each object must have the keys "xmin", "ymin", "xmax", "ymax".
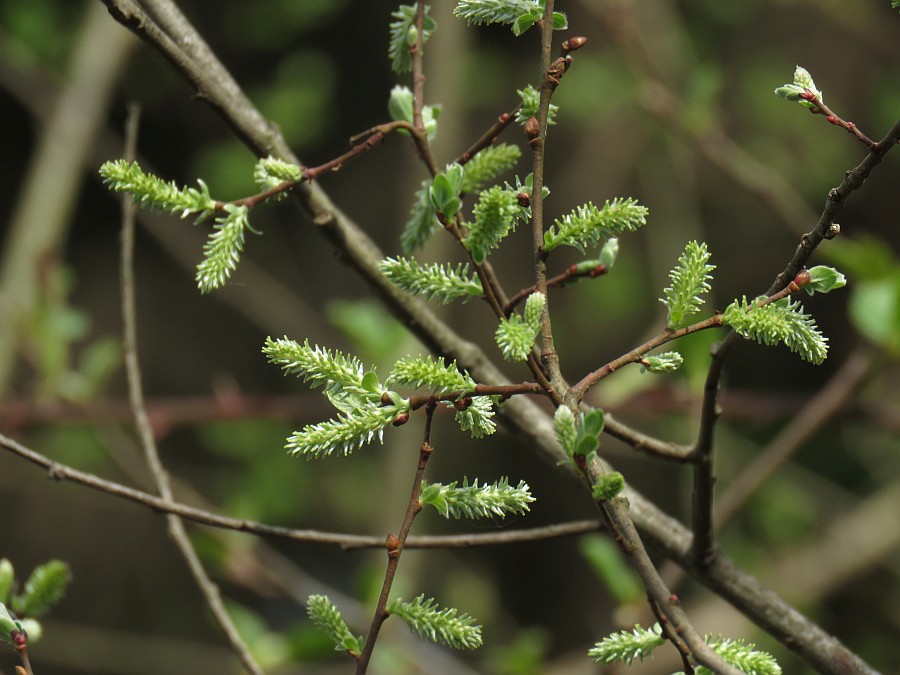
[{"xmin": 94, "ymin": 3, "xmax": 886, "ymax": 671}]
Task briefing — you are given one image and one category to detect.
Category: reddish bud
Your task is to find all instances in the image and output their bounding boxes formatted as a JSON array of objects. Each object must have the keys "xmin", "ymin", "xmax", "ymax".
[
  {"xmin": 517, "ymin": 192, "xmax": 531, "ymax": 208},
  {"xmin": 793, "ymin": 269, "xmax": 812, "ymax": 287},
  {"xmin": 561, "ymin": 36, "xmax": 587, "ymax": 55},
  {"xmin": 498, "ymin": 112, "xmax": 510, "ymax": 124},
  {"xmin": 453, "ymin": 397, "xmax": 472, "ymax": 411},
  {"xmin": 385, "ymin": 533, "xmax": 400, "ymax": 554},
  {"xmin": 524, "ymin": 117, "xmax": 541, "ymax": 147},
  {"xmin": 392, "ymin": 411, "xmax": 410, "ymax": 427},
  {"xmin": 380, "ymin": 392, "xmax": 393, "ymax": 406}
]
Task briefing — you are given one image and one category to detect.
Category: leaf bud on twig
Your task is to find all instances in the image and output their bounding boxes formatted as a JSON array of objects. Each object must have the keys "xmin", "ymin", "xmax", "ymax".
[
  {"xmin": 561, "ymin": 36, "xmax": 587, "ymax": 56},
  {"xmin": 524, "ymin": 117, "xmax": 541, "ymax": 148}
]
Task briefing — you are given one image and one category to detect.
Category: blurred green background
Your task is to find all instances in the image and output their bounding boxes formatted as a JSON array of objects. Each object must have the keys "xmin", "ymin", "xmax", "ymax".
[{"xmin": 0, "ymin": 1, "xmax": 899, "ymax": 673}]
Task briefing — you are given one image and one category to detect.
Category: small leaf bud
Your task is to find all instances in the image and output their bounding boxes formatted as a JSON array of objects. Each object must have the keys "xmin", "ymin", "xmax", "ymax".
[
  {"xmin": 524, "ymin": 117, "xmax": 541, "ymax": 147},
  {"xmin": 392, "ymin": 411, "xmax": 410, "ymax": 427},
  {"xmin": 825, "ymin": 223, "xmax": 841, "ymax": 239},
  {"xmin": 793, "ymin": 269, "xmax": 812, "ymax": 288},
  {"xmin": 453, "ymin": 397, "xmax": 472, "ymax": 411},
  {"xmin": 561, "ymin": 36, "xmax": 587, "ymax": 55},
  {"xmin": 380, "ymin": 392, "xmax": 394, "ymax": 406},
  {"xmin": 406, "ymin": 25, "xmax": 418, "ymax": 47},
  {"xmin": 517, "ymin": 192, "xmax": 531, "ymax": 208},
  {"xmin": 592, "ymin": 471, "xmax": 625, "ymax": 501},
  {"xmin": 385, "ymin": 533, "xmax": 400, "ymax": 554}
]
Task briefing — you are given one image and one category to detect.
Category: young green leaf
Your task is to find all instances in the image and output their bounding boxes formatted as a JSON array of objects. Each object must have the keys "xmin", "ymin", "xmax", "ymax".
[
  {"xmin": 661, "ymin": 240, "xmax": 715, "ymax": 328},
  {"xmin": 195, "ymin": 204, "xmax": 249, "ymax": 293},
  {"xmin": 589, "ymin": 624, "xmax": 665, "ymax": 665},
  {"xmin": 642, "ymin": 351, "xmax": 684, "ymax": 374},
  {"xmin": 461, "ymin": 144, "xmax": 522, "ymax": 193},
  {"xmin": 454, "ymin": 0, "xmax": 542, "ymax": 34},
  {"xmin": 430, "ymin": 165, "xmax": 465, "ymax": 220},
  {"xmin": 598, "ymin": 237, "xmax": 619, "ymax": 269},
  {"xmin": 401, "ymin": 179, "xmax": 442, "ymax": 253},
  {"xmin": 286, "ymin": 405, "xmax": 402, "ymax": 460},
  {"xmin": 252, "ymin": 156, "xmax": 302, "ymax": 198},
  {"xmin": 0, "ymin": 560, "xmax": 13, "ymax": 605},
  {"xmin": 591, "ymin": 471, "xmax": 625, "ymax": 501},
  {"xmin": 419, "ymin": 477, "xmax": 535, "ymax": 519},
  {"xmin": 306, "ymin": 594, "xmax": 363, "ymax": 655},
  {"xmin": 774, "ymin": 65, "xmax": 823, "ymax": 110},
  {"xmin": 803, "ymin": 266, "xmax": 846, "ymax": 295},
  {"xmin": 515, "ymin": 84, "xmax": 558, "ymax": 126},
  {"xmin": 697, "ymin": 635, "xmax": 782, "ymax": 675},
  {"xmin": 388, "ymin": 4, "xmax": 436, "ymax": 74},
  {"xmin": 0, "ymin": 602, "xmax": 23, "ymax": 643},
  {"xmin": 723, "ymin": 296, "xmax": 829, "ymax": 364},
  {"xmin": 379, "ymin": 257, "xmax": 484, "ymax": 304},
  {"xmin": 99, "ymin": 160, "xmax": 216, "ymax": 221},
  {"xmin": 494, "ymin": 292, "xmax": 544, "ymax": 361},
  {"xmin": 388, "ymin": 594, "xmax": 483, "ymax": 650},
  {"xmin": 389, "ymin": 355, "xmax": 476, "ymax": 395},
  {"xmin": 388, "ymin": 85, "xmax": 441, "ymax": 141},
  {"xmin": 262, "ymin": 337, "xmax": 384, "ymax": 413},
  {"xmin": 544, "ymin": 198, "xmax": 648, "ymax": 253},
  {"xmin": 12, "ymin": 560, "xmax": 71, "ymax": 618},
  {"xmin": 553, "ymin": 406, "xmax": 577, "ymax": 457},
  {"xmin": 463, "ymin": 184, "xmax": 529, "ymax": 263}
]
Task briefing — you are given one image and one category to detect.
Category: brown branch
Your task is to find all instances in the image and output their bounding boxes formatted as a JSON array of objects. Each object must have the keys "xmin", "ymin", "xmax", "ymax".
[
  {"xmin": 690, "ymin": 117, "xmax": 900, "ymax": 569},
  {"xmin": 356, "ymin": 403, "xmax": 436, "ymax": 674},
  {"xmin": 504, "ymin": 262, "xmax": 607, "ymax": 315},
  {"xmin": 0, "ymin": 430, "xmax": 601, "ymax": 552},
  {"xmin": 587, "ymin": 459, "xmax": 743, "ymax": 675},
  {"xmin": 568, "ymin": 314, "xmax": 725, "ymax": 404}
]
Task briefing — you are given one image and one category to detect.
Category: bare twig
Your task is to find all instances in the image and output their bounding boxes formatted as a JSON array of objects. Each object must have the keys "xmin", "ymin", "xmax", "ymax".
[
  {"xmin": 530, "ymin": 1, "xmax": 567, "ymax": 397},
  {"xmin": 356, "ymin": 404, "xmax": 437, "ymax": 674},
  {"xmin": 801, "ymin": 90, "xmax": 878, "ymax": 148},
  {"xmin": 118, "ymin": 105, "xmax": 263, "ymax": 675},
  {"xmin": 0, "ymin": 430, "xmax": 600, "ymax": 550},
  {"xmin": 690, "ymin": 118, "xmax": 900, "ymax": 568}
]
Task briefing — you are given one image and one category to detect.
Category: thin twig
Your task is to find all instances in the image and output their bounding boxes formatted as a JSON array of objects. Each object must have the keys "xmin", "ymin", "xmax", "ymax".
[
  {"xmin": 588, "ymin": 459, "xmax": 744, "ymax": 675},
  {"xmin": 0, "ymin": 430, "xmax": 601, "ymax": 550},
  {"xmin": 801, "ymin": 90, "xmax": 877, "ymax": 149},
  {"xmin": 530, "ymin": 1, "xmax": 566, "ymax": 397},
  {"xmin": 689, "ymin": 117, "xmax": 900, "ymax": 568},
  {"xmin": 504, "ymin": 262, "xmax": 607, "ymax": 315},
  {"xmin": 356, "ymin": 404, "xmax": 437, "ymax": 674},
  {"xmin": 118, "ymin": 104, "xmax": 263, "ymax": 675}
]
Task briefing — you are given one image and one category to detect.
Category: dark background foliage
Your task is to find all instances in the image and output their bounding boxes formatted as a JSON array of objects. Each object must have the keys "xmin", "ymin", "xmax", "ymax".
[{"xmin": 0, "ymin": 1, "xmax": 898, "ymax": 673}]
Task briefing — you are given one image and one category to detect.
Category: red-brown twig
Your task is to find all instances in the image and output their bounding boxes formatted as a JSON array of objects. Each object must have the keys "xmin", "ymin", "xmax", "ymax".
[
  {"xmin": 504, "ymin": 263, "xmax": 606, "ymax": 315},
  {"xmin": 800, "ymin": 89, "xmax": 877, "ymax": 149},
  {"xmin": 355, "ymin": 403, "xmax": 437, "ymax": 674}
]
